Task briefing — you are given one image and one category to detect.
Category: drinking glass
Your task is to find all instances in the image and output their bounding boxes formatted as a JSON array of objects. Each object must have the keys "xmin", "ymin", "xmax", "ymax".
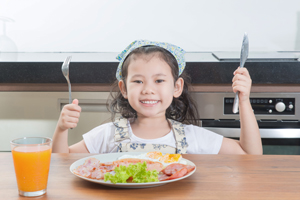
[{"xmin": 10, "ymin": 137, "xmax": 52, "ymax": 197}]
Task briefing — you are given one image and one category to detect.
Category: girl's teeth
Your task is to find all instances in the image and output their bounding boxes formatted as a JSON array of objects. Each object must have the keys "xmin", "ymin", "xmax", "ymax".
[{"xmin": 142, "ymin": 101, "xmax": 158, "ymax": 104}]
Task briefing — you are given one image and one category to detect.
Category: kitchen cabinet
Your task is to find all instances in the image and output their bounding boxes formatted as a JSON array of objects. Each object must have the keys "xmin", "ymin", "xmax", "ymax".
[{"xmin": 0, "ymin": 92, "xmax": 110, "ymax": 151}]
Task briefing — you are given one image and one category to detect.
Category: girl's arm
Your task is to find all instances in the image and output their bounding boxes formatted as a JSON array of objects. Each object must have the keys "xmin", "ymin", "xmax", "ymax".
[
  {"xmin": 219, "ymin": 67, "xmax": 263, "ymax": 155},
  {"xmin": 52, "ymin": 99, "xmax": 89, "ymax": 153}
]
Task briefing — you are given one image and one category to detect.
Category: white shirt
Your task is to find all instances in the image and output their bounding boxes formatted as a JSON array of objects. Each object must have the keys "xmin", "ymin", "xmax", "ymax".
[{"xmin": 83, "ymin": 121, "xmax": 223, "ymax": 154}]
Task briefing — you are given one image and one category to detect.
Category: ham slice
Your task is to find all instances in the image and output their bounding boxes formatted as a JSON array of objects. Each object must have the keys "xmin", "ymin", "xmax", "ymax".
[
  {"xmin": 99, "ymin": 163, "xmax": 115, "ymax": 172},
  {"xmin": 73, "ymin": 164, "xmax": 93, "ymax": 178},
  {"xmin": 73, "ymin": 158, "xmax": 101, "ymax": 178},
  {"xmin": 158, "ymin": 173, "xmax": 170, "ymax": 181},
  {"xmin": 90, "ymin": 168, "xmax": 106, "ymax": 179},
  {"xmin": 167, "ymin": 168, "xmax": 188, "ymax": 180},
  {"xmin": 73, "ymin": 158, "xmax": 108, "ymax": 179},
  {"xmin": 147, "ymin": 162, "xmax": 164, "ymax": 172},
  {"xmin": 159, "ymin": 163, "xmax": 195, "ymax": 181},
  {"xmin": 162, "ymin": 163, "xmax": 195, "ymax": 175},
  {"xmin": 83, "ymin": 157, "xmax": 101, "ymax": 171}
]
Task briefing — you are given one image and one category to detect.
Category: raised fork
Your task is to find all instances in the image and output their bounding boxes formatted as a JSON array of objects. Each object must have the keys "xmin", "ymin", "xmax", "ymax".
[{"xmin": 61, "ymin": 56, "xmax": 72, "ymax": 104}]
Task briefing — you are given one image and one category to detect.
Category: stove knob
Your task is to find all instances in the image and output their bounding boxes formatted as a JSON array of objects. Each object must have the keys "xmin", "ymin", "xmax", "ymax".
[{"xmin": 275, "ymin": 102, "xmax": 286, "ymax": 112}]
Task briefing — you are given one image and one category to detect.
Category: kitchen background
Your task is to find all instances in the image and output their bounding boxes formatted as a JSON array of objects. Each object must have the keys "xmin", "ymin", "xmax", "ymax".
[{"xmin": 0, "ymin": 0, "xmax": 300, "ymax": 153}]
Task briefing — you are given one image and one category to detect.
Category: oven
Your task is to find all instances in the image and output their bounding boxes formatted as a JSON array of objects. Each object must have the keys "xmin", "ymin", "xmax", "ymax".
[{"xmin": 191, "ymin": 93, "xmax": 300, "ymax": 155}]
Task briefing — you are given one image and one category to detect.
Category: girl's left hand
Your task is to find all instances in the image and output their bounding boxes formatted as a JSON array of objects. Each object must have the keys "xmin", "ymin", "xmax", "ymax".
[{"xmin": 232, "ymin": 67, "xmax": 252, "ymax": 103}]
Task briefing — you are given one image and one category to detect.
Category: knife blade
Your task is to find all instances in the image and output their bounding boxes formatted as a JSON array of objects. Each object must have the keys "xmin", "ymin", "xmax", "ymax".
[{"xmin": 232, "ymin": 33, "xmax": 249, "ymax": 114}]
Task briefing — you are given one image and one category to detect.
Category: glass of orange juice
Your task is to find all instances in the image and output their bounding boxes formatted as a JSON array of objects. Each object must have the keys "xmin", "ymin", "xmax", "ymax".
[{"xmin": 10, "ymin": 137, "xmax": 52, "ymax": 197}]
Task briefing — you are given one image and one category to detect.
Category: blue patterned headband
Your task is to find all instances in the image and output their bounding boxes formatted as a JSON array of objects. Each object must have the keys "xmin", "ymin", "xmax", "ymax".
[{"xmin": 116, "ymin": 40, "xmax": 186, "ymax": 81}]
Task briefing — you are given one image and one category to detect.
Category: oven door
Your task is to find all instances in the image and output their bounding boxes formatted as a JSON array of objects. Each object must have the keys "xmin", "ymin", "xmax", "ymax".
[
  {"xmin": 204, "ymin": 126, "xmax": 300, "ymax": 155},
  {"xmin": 191, "ymin": 92, "xmax": 300, "ymax": 155}
]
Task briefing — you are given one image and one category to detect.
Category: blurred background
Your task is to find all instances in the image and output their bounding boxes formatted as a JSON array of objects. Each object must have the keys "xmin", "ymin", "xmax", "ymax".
[{"xmin": 1, "ymin": 0, "xmax": 300, "ymax": 153}]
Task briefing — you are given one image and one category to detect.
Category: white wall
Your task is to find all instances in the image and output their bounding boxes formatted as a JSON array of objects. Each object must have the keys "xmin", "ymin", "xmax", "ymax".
[{"xmin": 0, "ymin": 0, "xmax": 300, "ymax": 53}]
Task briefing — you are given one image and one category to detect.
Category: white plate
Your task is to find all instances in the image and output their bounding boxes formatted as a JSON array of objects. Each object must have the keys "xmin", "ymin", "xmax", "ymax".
[{"xmin": 70, "ymin": 152, "xmax": 196, "ymax": 188}]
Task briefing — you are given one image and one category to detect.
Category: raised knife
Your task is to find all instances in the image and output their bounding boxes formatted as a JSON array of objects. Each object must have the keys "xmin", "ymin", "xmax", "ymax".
[{"xmin": 232, "ymin": 33, "xmax": 249, "ymax": 114}]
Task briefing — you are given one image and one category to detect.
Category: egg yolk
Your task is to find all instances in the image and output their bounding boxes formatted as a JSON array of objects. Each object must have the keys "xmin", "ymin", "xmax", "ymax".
[
  {"xmin": 159, "ymin": 153, "xmax": 182, "ymax": 163},
  {"xmin": 146, "ymin": 151, "xmax": 182, "ymax": 163}
]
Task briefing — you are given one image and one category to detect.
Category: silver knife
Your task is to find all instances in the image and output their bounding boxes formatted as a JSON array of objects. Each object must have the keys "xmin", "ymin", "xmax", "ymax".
[{"xmin": 232, "ymin": 33, "xmax": 249, "ymax": 113}]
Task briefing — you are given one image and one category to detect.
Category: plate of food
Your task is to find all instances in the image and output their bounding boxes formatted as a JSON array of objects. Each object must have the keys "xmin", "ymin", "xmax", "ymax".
[{"xmin": 70, "ymin": 151, "xmax": 196, "ymax": 188}]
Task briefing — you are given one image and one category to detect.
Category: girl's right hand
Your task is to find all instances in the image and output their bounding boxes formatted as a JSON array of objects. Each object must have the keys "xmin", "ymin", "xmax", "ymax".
[{"xmin": 57, "ymin": 99, "xmax": 81, "ymax": 131}]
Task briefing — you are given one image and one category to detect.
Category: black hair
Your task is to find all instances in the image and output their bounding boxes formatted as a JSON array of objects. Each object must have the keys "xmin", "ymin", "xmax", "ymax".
[{"xmin": 107, "ymin": 46, "xmax": 200, "ymax": 125}]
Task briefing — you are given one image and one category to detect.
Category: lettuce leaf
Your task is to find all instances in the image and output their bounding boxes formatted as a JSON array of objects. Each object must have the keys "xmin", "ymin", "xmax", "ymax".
[{"xmin": 104, "ymin": 161, "xmax": 159, "ymax": 184}]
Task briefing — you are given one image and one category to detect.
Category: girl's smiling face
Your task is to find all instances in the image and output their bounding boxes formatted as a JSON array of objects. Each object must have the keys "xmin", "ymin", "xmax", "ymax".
[{"xmin": 119, "ymin": 53, "xmax": 183, "ymax": 119}]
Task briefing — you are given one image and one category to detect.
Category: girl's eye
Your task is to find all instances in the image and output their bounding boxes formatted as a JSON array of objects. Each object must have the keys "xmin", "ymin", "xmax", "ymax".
[
  {"xmin": 134, "ymin": 80, "xmax": 143, "ymax": 84},
  {"xmin": 156, "ymin": 79, "xmax": 164, "ymax": 83}
]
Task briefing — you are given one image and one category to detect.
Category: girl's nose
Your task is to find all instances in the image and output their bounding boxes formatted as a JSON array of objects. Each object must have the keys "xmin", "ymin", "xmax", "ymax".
[{"xmin": 141, "ymin": 84, "xmax": 155, "ymax": 95}]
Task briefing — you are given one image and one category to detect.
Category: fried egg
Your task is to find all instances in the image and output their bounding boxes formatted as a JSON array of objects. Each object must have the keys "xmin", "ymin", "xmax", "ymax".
[{"xmin": 118, "ymin": 151, "xmax": 187, "ymax": 166}]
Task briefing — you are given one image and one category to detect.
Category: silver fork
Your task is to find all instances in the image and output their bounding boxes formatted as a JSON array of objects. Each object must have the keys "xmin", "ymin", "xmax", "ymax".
[{"xmin": 61, "ymin": 56, "xmax": 72, "ymax": 104}]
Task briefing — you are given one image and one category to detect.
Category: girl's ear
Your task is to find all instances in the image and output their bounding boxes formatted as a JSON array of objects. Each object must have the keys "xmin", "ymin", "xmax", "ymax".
[
  {"xmin": 118, "ymin": 80, "xmax": 128, "ymax": 99},
  {"xmin": 174, "ymin": 78, "xmax": 184, "ymax": 98}
]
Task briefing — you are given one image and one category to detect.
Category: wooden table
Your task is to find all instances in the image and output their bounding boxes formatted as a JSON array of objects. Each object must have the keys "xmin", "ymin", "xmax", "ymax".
[{"xmin": 2, "ymin": 153, "xmax": 300, "ymax": 200}]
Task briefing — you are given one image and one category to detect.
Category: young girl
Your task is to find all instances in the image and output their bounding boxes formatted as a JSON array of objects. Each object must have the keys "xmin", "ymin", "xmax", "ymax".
[{"xmin": 52, "ymin": 40, "xmax": 262, "ymax": 155}]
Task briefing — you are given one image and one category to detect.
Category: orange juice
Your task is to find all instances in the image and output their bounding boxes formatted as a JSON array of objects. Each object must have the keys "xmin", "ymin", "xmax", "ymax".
[{"xmin": 12, "ymin": 146, "xmax": 52, "ymax": 192}]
